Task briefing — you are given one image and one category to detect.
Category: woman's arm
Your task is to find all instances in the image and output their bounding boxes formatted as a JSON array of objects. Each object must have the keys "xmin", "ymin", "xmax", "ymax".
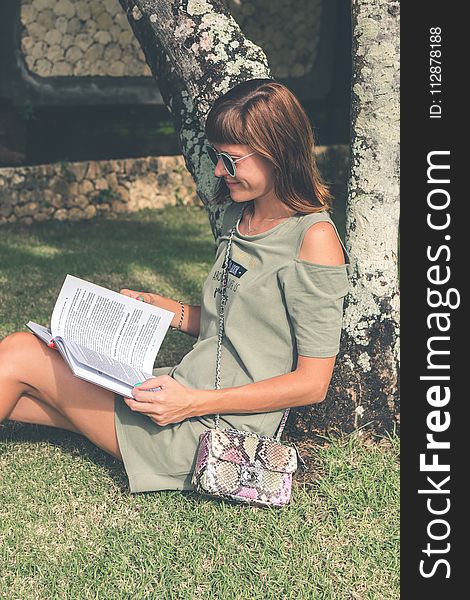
[
  {"xmin": 193, "ymin": 355, "xmax": 335, "ymax": 415},
  {"xmin": 120, "ymin": 289, "xmax": 201, "ymax": 338},
  {"xmin": 126, "ymin": 355, "xmax": 335, "ymax": 426},
  {"xmin": 124, "ymin": 222, "xmax": 346, "ymax": 424}
]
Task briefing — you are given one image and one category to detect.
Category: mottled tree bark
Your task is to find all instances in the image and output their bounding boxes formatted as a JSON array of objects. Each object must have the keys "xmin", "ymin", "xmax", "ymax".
[
  {"xmin": 290, "ymin": 0, "xmax": 400, "ymax": 437},
  {"xmin": 119, "ymin": 0, "xmax": 400, "ymax": 437},
  {"xmin": 117, "ymin": 0, "xmax": 271, "ymax": 236}
]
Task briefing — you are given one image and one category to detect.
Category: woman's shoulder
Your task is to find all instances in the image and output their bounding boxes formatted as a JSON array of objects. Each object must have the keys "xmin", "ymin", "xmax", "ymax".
[{"xmin": 292, "ymin": 211, "xmax": 349, "ymax": 265}]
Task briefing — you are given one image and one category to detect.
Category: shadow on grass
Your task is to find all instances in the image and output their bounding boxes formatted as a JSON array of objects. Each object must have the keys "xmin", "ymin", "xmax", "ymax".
[
  {"xmin": 0, "ymin": 421, "xmax": 129, "ymax": 492},
  {"xmin": 0, "ymin": 206, "xmax": 215, "ymax": 302},
  {"xmin": 0, "ymin": 207, "xmax": 215, "ymax": 491}
]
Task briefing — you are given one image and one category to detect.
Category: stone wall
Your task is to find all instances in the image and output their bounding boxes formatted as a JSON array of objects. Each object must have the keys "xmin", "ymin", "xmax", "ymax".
[
  {"xmin": 0, "ymin": 145, "xmax": 349, "ymax": 226},
  {"xmin": 224, "ymin": 0, "xmax": 321, "ymax": 79},
  {"xmin": 20, "ymin": 0, "xmax": 322, "ymax": 80},
  {"xmin": 0, "ymin": 156, "xmax": 200, "ymax": 225}
]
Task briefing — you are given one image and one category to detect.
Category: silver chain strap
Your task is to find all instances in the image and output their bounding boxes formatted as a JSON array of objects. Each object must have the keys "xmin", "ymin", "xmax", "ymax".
[{"xmin": 213, "ymin": 209, "xmax": 290, "ymax": 441}]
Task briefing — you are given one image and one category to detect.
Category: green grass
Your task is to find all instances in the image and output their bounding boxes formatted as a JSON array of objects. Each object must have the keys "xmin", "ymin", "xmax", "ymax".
[{"xmin": 0, "ymin": 206, "xmax": 399, "ymax": 599}]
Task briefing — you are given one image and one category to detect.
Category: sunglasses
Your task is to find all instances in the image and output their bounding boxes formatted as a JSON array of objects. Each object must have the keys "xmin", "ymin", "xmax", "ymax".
[{"xmin": 206, "ymin": 145, "xmax": 256, "ymax": 178}]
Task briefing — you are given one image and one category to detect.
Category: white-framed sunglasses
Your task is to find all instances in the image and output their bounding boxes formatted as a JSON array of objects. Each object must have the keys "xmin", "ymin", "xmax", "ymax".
[{"xmin": 206, "ymin": 145, "xmax": 256, "ymax": 178}]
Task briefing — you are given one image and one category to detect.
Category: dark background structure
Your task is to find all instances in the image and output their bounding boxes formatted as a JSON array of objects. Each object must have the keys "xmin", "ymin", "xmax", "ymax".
[{"xmin": 0, "ymin": 0, "xmax": 351, "ymax": 167}]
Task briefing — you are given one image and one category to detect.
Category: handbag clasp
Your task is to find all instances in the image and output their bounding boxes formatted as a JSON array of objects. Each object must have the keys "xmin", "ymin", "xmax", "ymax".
[{"xmin": 240, "ymin": 464, "xmax": 262, "ymax": 487}]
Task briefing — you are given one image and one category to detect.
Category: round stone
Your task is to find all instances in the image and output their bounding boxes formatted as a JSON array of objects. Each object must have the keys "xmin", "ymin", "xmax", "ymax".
[
  {"xmin": 115, "ymin": 13, "xmax": 129, "ymax": 30},
  {"xmin": 45, "ymin": 29, "xmax": 62, "ymax": 46},
  {"xmin": 104, "ymin": 43, "xmax": 121, "ymax": 62},
  {"xmin": 51, "ymin": 61, "xmax": 72, "ymax": 76},
  {"xmin": 72, "ymin": 195, "xmax": 89, "ymax": 209},
  {"xmin": 21, "ymin": 5, "xmax": 37, "ymax": 25},
  {"xmin": 30, "ymin": 41, "xmax": 47, "ymax": 62},
  {"xmin": 90, "ymin": 4, "xmax": 105, "ymax": 19},
  {"xmin": 55, "ymin": 16, "xmax": 68, "ymax": 34},
  {"xmin": 67, "ymin": 17, "xmax": 82, "ymax": 35},
  {"xmin": 47, "ymin": 45, "xmax": 64, "ymax": 62},
  {"xmin": 54, "ymin": 208, "xmax": 68, "ymax": 221},
  {"xmin": 65, "ymin": 45, "xmax": 84, "ymax": 64},
  {"xmin": 91, "ymin": 60, "xmax": 108, "ymax": 75},
  {"xmin": 83, "ymin": 205, "xmax": 97, "ymax": 219},
  {"xmin": 79, "ymin": 180, "xmax": 94, "ymax": 195},
  {"xmin": 53, "ymin": 0, "xmax": 76, "ymax": 19},
  {"xmin": 104, "ymin": 0, "xmax": 117, "ymax": 14},
  {"xmin": 68, "ymin": 207, "xmax": 84, "ymax": 221},
  {"xmin": 118, "ymin": 30, "xmax": 133, "ymax": 46},
  {"xmin": 75, "ymin": 33, "xmax": 93, "ymax": 52},
  {"xmin": 96, "ymin": 11, "xmax": 113, "ymax": 29},
  {"xmin": 37, "ymin": 8, "xmax": 55, "ymax": 29},
  {"xmin": 58, "ymin": 35, "xmax": 73, "ymax": 50},
  {"xmin": 34, "ymin": 0, "xmax": 51, "ymax": 11},
  {"xmin": 84, "ymin": 43, "xmax": 104, "ymax": 62},
  {"xmin": 95, "ymin": 178, "xmax": 108, "ymax": 191},
  {"xmin": 35, "ymin": 58, "xmax": 53, "ymax": 77},
  {"xmin": 121, "ymin": 53, "xmax": 135, "ymax": 66},
  {"xmin": 94, "ymin": 31, "xmax": 112, "ymax": 46},
  {"xmin": 27, "ymin": 23, "xmax": 47, "ymax": 39},
  {"xmin": 51, "ymin": 195, "xmax": 63, "ymax": 209},
  {"xmin": 23, "ymin": 201, "xmax": 39, "ymax": 216},
  {"xmin": 76, "ymin": 1, "xmax": 91, "ymax": 21},
  {"xmin": 21, "ymin": 36, "xmax": 34, "ymax": 52}
]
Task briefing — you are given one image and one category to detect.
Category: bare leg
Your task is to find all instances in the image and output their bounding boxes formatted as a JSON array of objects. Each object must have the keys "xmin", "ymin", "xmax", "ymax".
[
  {"xmin": 0, "ymin": 332, "xmax": 122, "ymax": 460},
  {"xmin": 7, "ymin": 394, "xmax": 80, "ymax": 433}
]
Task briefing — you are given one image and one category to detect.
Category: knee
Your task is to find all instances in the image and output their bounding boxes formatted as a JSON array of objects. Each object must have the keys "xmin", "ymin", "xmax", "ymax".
[
  {"xmin": 1, "ymin": 331, "xmax": 35, "ymax": 349},
  {"xmin": 0, "ymin": 332, "xmax": 38, "ymax": 369}
]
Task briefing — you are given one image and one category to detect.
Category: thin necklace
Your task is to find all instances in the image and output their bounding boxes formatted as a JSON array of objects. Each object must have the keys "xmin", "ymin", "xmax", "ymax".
[{"xmin": 247, "ymin": 206, "xmax": 291, "ymax": 233}]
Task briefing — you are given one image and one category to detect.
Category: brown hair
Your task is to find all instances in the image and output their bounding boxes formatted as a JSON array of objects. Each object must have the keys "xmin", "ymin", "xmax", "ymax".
[{"xmin": 205, "ymin": 79, "xmax": 332, "ymax": 212}]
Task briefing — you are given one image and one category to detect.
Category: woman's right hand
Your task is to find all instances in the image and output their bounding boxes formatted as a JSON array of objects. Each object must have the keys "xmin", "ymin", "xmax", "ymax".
[
  {"xmin": 119, "ymin": 289, "xmax": 161, "ymax": 306},
  {"xmin": 120, "ymin": 289, "xmax": 201, "ymax": 337}
]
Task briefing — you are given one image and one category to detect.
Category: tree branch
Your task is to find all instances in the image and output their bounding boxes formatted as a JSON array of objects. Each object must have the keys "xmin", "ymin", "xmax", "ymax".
[{"xmin": 118, "ymin": 0, "xmax": 272, "ymax": 237}]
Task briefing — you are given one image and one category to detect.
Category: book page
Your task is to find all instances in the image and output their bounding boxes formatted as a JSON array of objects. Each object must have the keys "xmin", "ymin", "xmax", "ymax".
[
  {"xmin": 67, "ymin": 359, "xmax": 138, "ymax": 397},
  {"xmin": 50, "ymin": 275, "xmax": 174, "ymax": 373},
  {"xmin": 26, "ymin": 322, "xmax": 53, "ymax": 345},
  {"xmin": 55, "ymin": 337, "xmax": 152, "ymax": 387}
]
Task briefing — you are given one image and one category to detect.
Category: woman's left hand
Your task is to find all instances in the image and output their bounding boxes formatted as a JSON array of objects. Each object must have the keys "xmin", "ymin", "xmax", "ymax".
[{"xmin": 123, "ymin": 375, "xmax": 197, "ymax": 426}]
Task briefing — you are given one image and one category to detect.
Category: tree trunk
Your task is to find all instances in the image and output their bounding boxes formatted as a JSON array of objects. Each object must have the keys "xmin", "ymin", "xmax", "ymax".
[
  {"xmin": 119, "ymin": 0, "xmax": 400, "ymax": 438},
  {"xmin": 117, "ymin": 0, "xmax": 271, "ymax": 236},
  {"xmin": 290, "ymin": 0, "xmax": 400, "ymax": 438}
]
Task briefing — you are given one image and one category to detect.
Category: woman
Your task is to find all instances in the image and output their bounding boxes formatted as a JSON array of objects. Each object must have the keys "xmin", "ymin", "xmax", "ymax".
[{"xmin": 0, "ymin": 80, "xmax": 349, "ymax": 493}]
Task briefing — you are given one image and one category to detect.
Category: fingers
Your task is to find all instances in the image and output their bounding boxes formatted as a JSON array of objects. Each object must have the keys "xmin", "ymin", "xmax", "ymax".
[
  {"xmin": 123, "ymin": 394, "xmax": 168, "ymax": 425},
  {"xmin": 123, "ymin": 396, "xmax": 155, "ymax": 413},
  {"xmin": 133, "ymin": 376, "xmax": 170, "ymax": 394},
  {"xmin": 119, "ymin": 289, "xmax": 152, "ymax": 303}
]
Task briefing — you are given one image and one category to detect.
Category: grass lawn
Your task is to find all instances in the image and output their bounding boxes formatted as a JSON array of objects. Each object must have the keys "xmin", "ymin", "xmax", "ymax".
[{"xmin": 0, "ymin": 206, "xmax": 399, "ymax": 599}]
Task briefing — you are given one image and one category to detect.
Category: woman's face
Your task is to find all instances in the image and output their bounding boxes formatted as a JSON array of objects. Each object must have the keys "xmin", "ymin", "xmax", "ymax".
[{"xmin": 209, "ymin": 143, "xmax": 277, "ymax": 204}]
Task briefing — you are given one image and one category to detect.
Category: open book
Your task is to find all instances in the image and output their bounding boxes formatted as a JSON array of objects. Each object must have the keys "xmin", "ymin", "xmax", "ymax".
[{"xmin": 26, "ymin": 275, "xmax": 174, "ymax": 397}]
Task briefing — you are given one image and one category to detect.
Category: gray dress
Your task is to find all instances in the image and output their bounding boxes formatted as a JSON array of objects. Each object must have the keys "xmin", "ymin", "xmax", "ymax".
[{"xmin": 115, "ymin": 201, "xmax": 350, "ymax": 493}]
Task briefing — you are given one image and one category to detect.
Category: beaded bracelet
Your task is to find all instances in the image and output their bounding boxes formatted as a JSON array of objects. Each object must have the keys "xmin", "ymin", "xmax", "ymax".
[{"xmin": 173, "ymin": 300, "xmax": 185, "ymax": 331}]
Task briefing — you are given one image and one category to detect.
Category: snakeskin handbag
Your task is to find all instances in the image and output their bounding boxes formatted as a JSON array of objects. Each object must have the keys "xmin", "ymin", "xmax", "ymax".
[{"xmin": 191, "ymin": 214, "xmax": 305, "ymax": 507}]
